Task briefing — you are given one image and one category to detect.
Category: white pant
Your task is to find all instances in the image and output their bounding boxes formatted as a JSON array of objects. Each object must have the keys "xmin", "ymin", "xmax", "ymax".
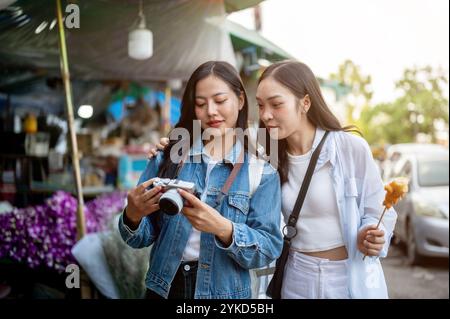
[{"xmin": 281, "ymin": 250, "xmax": 351, "ymax": 299}]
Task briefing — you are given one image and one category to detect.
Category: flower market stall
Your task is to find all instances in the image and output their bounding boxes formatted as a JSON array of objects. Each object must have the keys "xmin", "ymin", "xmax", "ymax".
[{"xmin": 0, "ymin": 191, "xmax": 133, "ymax": 298}]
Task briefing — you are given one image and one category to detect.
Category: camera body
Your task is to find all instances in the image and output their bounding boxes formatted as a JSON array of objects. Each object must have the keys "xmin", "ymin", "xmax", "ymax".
[{"xmin": 153, "ymin": 178, "xmax": 197, "ymax": 215}]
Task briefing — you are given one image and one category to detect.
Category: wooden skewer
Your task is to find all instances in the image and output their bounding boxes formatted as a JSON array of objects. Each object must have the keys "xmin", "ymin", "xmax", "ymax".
[{"xmin": 375, "ymin": 207, "xmax": 388, "ymax": 229}]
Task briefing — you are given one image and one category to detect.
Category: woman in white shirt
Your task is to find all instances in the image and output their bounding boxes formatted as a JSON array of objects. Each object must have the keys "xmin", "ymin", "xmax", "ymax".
[{"xmin": 256, "ymin": 60, "xmax": 397, "ymax": 299}]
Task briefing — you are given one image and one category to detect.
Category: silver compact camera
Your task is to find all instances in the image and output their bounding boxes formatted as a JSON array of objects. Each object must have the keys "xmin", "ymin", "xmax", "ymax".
[{"xmin": 153, "ymin": 178, "xmax": 197, "ymax": 215}]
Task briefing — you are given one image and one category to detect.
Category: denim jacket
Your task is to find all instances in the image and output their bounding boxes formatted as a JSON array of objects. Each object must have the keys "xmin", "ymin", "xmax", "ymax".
[
  {"xmin": 309, "ymin": 128, "xmax": 397, "ymax": 299},
  {"xmin": 118, "ymin": 139, "xmax": 283, "ymax": 299}
]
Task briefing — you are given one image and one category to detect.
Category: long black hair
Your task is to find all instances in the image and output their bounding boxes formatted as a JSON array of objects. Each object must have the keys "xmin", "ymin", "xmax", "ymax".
[
  {"xmin": 159, "ymin": 61, "xmax": 250, "ymax": 177},
  {"xmin": 258, "ymin": 60, "xmax": 360, "ymax": 184}
]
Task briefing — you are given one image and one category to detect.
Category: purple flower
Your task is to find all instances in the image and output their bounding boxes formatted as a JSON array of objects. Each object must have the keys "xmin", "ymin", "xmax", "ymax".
[{"xmin": 0, "ymin": 191, "xmax": 126, "ymax": 272}]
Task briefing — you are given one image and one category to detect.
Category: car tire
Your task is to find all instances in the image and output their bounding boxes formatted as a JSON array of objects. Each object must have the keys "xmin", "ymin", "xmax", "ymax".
[{"xmin": 407, "ymin": 220, "xmax": 423, "ymax": 266}]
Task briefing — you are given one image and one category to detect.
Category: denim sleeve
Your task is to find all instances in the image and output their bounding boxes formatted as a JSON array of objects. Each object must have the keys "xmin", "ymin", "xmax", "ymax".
[
  {"xmin": 357, "ymin": 140, "xmax": 397, "ymax": 258},
  {"xmin": 117, "ymin": 152, "xmax": 164, "ymax": 248},
  {"xmin": 215, "ymin": 164, "xmax": 283, "ymax": 269}
]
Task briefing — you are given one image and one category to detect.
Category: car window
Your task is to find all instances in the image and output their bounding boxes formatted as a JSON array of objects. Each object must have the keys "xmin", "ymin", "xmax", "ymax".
[
  {"xmin": 390, "ymin": 152, "xmax": 401, "ymax": 162},
  {"xmin": 402, "ymin": 161, "xmax": 411, "ymax": 177},
  {"xmin": 417, "ymin": 159, "xmax": 449, "ymax": 187},
  {"xmin": 394, "ymin": 160, "xmax": 411, "ymax": 179}
]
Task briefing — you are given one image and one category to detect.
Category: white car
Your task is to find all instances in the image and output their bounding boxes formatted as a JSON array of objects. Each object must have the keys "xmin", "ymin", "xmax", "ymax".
[
  {"xmin": 390, "ymin": 149, "xmax": 449, "ymax": 265},
  {"xmin": 383, "ymin": 143, "xmax": 447, "ymax": 182}
]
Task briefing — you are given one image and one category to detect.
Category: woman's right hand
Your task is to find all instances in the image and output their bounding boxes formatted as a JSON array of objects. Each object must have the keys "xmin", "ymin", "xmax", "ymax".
[
  {"xmin": 148, "ymin": 137, "xmax": 170, "ymax": 159},
  {"xmin": 125, "ymin": 178, "xmax": 163, "ymax": 229}
]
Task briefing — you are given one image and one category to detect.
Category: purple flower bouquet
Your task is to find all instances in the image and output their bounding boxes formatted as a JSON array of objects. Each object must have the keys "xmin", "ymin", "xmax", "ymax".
[{"xmin": 0, "ymin": 191, "xmax": 126, "ymax": 273}]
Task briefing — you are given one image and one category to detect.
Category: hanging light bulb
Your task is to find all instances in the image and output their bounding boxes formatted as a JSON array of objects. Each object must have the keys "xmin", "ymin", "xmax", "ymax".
[
  {"xmin": 78, "ymin": 105, "xmax": 93, "ymax": 119},
  {"xmin": 128, "ymin": 0, "xmax": 153, "ymax": 60}
]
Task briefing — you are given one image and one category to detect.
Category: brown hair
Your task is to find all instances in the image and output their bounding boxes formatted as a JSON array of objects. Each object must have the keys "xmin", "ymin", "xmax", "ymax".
[{"xmin": 258, "ymin": 60, "xmax": 360, "ymax": 183}]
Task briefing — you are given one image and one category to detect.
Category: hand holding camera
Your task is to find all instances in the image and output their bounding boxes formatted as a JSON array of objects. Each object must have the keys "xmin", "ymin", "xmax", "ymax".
[
  {"xmin": 125, "ymin": 178, "xmax": 163, "ymax": 229},
  {"xmin": 178, "ymin": 189, "xmax": 233, "ymax": 246},
  {"xmin": 125, "ymin": 177, "xmax": 233, "ymax": 245},
  {"xmin": 153, "ymin": 178, "xmax": 197, "ymax": 215}
]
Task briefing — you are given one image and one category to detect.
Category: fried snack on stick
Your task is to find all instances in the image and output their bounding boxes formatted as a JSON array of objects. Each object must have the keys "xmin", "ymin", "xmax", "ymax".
[{"xmin": 363, "ymin": 178, "xmax": 409, "ymax": 260}]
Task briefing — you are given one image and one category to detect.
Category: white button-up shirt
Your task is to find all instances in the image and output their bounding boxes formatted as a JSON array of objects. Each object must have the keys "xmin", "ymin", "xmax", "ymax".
[{"xmin": 304, "ymin": 127, "xmax": 397, "ymax": 298}]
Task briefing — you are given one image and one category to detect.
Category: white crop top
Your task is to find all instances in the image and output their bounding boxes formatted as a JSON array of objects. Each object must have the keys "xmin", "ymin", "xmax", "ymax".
[{"xmin": 281, "ymin": 150, "xmax": 344, "ymax": 252}]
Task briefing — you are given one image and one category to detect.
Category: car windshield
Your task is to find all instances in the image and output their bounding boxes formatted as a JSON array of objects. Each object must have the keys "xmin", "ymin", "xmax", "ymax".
[{"xmin": 418, "ymin": 159, "xmax": 449, "ymax": 187}]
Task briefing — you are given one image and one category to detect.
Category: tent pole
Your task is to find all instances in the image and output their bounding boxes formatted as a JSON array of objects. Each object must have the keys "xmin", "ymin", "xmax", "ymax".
[
  {"xmin": 162, "ymin": 85, "xmax": 171, "ymax": 136},
  {"xmin": 56, "ymin": 0, "xmax": 86, "ymax": 240}
]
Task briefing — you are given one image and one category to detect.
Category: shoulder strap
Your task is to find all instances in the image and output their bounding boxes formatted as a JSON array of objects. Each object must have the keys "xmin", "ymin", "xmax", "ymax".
[
  {"xmin": 283, "ymin": 131, "xmax": 330, "ymax": 240},
  {"xmin": 215, "ymin": 149, "xmax": 245, "ymax": 205}
]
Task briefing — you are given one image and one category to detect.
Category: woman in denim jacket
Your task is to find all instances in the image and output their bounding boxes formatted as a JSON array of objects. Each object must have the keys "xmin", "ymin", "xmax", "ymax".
[{"xmin": 118, "ymin": 61, "xmax": 283, "ymax": 299}]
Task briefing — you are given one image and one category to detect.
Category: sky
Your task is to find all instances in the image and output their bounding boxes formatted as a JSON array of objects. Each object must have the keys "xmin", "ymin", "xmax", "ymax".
[{"xmin": 229, "ymin": 0, "xmax": 449, "ymax": 104}]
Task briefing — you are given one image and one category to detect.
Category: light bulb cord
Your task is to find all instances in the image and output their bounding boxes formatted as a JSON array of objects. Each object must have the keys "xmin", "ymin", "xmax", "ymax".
[{"xmin": 138, "ymin": 0, "xmax": 146, "ymax": 28}]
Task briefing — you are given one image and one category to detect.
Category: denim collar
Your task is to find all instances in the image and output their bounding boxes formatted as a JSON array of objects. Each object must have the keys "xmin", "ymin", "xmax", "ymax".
[{"xmin": 189, "ymin": 136, "xmax": 243, "ymax": 166}]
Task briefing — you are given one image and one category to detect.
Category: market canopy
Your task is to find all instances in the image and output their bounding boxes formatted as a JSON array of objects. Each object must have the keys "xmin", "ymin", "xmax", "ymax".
[
  {"xmin": 0, "ymin": 0, "xmax": 272, "ymax": 82},
  {"xmin": 0, "ymin": 0, "xmax": 265, "ymax": 13},
  {"xmin": 226, "ymin": 19, "xmax": 295, "ymax": 61},
  {"xmin": 224, "ymin": 0, "xmax": 264, "ymax": 13}
]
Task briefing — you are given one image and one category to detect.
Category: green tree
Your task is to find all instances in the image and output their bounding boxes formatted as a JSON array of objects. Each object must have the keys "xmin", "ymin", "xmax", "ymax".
[
  {"xmin": 329, "ymin": 59, "xmax": 373, "ymax": 126},
  {"xmin": 329, "ymin": 60, "xmax": 377, "ymax": 144},
  {"xmin": 361, "ymin": 101, "xmax": 411, "ymax": 145},
  {"xmin": 364, "ymin": 66, "xmax": 449, "ymax": 144},
  {"xmin": 393, "ymin": 66, "xmax": 449, "ymax": 142},
  {"xmin": 330, "ymin": 62, "xmax": 448, "ymax": 145}
]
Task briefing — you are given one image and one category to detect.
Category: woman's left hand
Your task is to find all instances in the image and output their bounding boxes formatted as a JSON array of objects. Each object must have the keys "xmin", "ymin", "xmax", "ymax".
[
  {"xmin": 357, "ymin": 225, "xmax": 385, "ymax": 256},
  {"xmin": 177, "ymin": 189, "xmax": 233, "ymax": 246}
]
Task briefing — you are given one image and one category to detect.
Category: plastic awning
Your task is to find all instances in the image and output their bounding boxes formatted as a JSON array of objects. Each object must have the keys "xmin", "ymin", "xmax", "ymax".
[
  {"xmin": 0, "ymin": 0, "xmax": 238, "ymax": 81},
  {"xmin": 224, "ymin": 0, "xmax": 264, "ymax": 13},
  {"xmin": 0, "ymin": 0, "xmax": 295, "ymax": 84},
  {"xmin": 226, "ymin": 19, "xmax": 294, "ymax": 60},
  {"xmin": 0, "ymin": 0, "xmax": 265, "ymax": 13}
]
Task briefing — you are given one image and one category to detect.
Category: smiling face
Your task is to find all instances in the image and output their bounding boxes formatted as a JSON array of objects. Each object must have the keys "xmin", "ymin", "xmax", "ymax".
[
  {"xmin": 194, "ymin": 75, "xmax": 244, "ymax": 137},
  {"xmin": 256, "ymin": 76, "xmax": 310, "ymax": 140}
]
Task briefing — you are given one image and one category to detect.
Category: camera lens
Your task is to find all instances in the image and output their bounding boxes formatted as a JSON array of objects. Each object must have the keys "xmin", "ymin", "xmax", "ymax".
[{"xmin": 159, "ymin": 188, "xmax": 183, "ymax": 215}]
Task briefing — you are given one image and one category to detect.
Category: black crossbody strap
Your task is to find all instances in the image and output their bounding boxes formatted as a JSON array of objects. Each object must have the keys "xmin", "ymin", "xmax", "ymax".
[{"xmin": 283, "ymin": 131, "xmax": 330, "ymax": 240}]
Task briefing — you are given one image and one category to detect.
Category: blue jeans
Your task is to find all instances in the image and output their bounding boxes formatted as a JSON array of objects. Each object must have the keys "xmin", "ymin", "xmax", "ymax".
[{"xmin": 146, "ymin": 261, "xmax": 198, "ymax": 299}]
